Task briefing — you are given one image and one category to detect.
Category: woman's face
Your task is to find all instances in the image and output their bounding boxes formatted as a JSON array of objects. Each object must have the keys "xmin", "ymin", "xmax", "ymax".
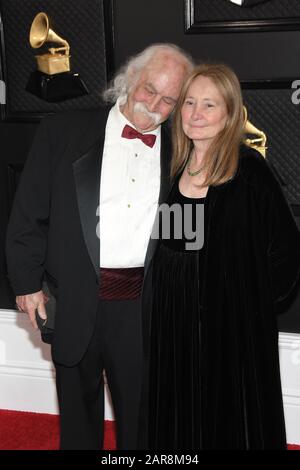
[{"xmin": 181, "ymin": 75, "xmax": 228, "ymax": 145}]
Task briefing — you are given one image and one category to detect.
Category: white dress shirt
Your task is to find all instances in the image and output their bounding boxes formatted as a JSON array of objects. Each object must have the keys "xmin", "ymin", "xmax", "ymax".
[{"xmin": 99, "ymin": 98, "xmax": 161, "ymax": 268}]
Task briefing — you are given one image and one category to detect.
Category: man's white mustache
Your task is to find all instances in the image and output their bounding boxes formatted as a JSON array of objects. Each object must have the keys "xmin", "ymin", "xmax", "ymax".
[{"xmin": 133, "ymin": 102, "xmax": 161, "ymax": 125}]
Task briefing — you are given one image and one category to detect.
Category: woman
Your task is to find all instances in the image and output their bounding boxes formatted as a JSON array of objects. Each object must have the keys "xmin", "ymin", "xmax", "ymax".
[{"xmin": 145, "ymin": 63, "xmax": 300, "ymax": 449}]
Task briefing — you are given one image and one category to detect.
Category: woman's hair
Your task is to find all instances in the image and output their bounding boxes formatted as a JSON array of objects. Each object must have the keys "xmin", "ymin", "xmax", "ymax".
[
  {"xmin": 171, "ymin": 63, "xmax": 245, "ymax": 186},
  {"xmin": 102, "ymin": 43, "xmax": 194, "ymax": 105}
]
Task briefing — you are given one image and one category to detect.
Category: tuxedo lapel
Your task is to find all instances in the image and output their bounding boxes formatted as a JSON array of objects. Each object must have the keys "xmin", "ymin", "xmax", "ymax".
[
  {"xmin": 144, "ymin": 123, "xmax": 172, "ymax": 275},
  {"xmin": 72, "ymin": 109, "xmax": 111, "ymax": 281},
  {"xmin": 158, "ymin": 123, "xmax": 173, "ymax": 205}
]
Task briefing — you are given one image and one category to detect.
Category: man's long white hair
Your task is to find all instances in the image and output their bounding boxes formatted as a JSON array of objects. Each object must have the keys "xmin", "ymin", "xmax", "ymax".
[{"xmin": 102, "ymin": 43, "xmax": 194, "ymax": 105}]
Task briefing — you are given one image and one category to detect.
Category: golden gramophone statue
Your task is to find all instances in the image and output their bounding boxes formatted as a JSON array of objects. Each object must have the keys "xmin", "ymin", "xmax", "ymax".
[
  {"xmin": 26, "ymin": 12, "xmax": 88, "ymax": 102},
  {"xmin": 243, "ymin": 106, "xmax": 267, "ymax": 158}
]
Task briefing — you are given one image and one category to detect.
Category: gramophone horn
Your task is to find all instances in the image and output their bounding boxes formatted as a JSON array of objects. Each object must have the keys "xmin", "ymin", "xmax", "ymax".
[
  {"xmin": 27, "ymin": 11, "xmax": 89, "ymax": 100},
  {"xmin": 243, "ymin": 106, "xmax": 267, "ymax": 158},
  {"xmin": 29, "ymin": 12, "xmax": 68, "ymax": 49}
]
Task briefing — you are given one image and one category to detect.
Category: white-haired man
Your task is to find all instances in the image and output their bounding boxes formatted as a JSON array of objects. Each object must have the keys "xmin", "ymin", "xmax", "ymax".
[{"xmin": 6, "ymin": 44, "xmax": 193, "ymax": 450}]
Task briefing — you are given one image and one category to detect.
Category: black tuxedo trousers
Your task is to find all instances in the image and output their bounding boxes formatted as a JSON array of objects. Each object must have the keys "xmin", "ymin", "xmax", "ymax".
[{"xmin": 54, "ymin": 297, "xmax": 143, "ymax": 450}]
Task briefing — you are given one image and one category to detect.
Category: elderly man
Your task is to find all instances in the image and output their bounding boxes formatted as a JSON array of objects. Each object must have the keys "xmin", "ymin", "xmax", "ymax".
[{"xmin": 6, "ymin": 43, "xmax": 193, "ymax": 450}]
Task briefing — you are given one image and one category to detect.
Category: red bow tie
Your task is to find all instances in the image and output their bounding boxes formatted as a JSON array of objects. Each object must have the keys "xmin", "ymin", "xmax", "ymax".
[{"xmin": 121, "ymin": 124, "xmax": 156, "ymax": 148}]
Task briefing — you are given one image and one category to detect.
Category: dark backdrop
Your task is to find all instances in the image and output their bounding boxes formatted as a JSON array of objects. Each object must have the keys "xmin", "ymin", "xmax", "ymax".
[
  {"xmin": 0, "ymin": 0, "xmax": 299, "ymax": 331},
  {"xmin": 113, "ymin": 0, "xmax": 300, "ymax": 79}
]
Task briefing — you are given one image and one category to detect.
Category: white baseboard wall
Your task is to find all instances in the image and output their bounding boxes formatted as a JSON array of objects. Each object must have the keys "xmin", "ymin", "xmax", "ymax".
[
  {"xmin": 0, "ymin": 309, "xmax": 300, "ymax": 443},
  {"xmin": 0, "ymin": 309, "xmax": 114, "ymax": 420}
]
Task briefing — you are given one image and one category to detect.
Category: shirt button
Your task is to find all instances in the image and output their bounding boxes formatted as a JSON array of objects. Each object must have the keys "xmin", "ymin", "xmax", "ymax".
[
  {"xmin": 131, "ymin": 178, "xmax": 135, "ymax": 182},
  {"xmin": 127, "ymin": 204, "xmax": 131, "ymax": 208},
  {"xmin": 135, "ymin": 153, "xmax": 138, "ymax": 157}
]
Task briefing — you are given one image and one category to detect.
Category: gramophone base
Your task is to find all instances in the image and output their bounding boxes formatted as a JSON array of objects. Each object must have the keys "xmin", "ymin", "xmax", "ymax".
[{"xmin": 26, "ymin": 71, "xmax": 89, "ymax": 102}]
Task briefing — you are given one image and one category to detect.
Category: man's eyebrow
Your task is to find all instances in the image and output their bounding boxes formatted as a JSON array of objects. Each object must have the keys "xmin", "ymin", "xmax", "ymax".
[
  {"xmin": 145, "ymin": 83, "xmax": 156, "ymax": 92},
  {"xmin": 146, "ymin": 82, "xmax": 177, "ymax": 102}
]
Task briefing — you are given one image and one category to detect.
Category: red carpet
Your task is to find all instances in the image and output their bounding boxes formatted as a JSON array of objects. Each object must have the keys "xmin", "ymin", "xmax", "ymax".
[
  {"xmin": 0, "ymin": 409, "xmax": 299, "ymax": 450},
  {"xmin": 0, "ymin": 410, "xmax": 116, "ymax": 450}
]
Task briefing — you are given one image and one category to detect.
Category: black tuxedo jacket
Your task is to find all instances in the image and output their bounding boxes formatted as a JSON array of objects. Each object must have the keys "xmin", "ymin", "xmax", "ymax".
[{"xmin": 6, "ymin": 107, "xmax": 172, "ymax": 366}]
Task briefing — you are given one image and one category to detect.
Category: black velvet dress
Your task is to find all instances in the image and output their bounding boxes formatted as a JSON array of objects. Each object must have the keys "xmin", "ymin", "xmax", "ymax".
[
  {"xmin": 140, "ymin": 147, "xmax": 300, "ymax": 450},
  {"xmin": 148, "ymin": 176, "xmax": 207, "ymax": 450}
]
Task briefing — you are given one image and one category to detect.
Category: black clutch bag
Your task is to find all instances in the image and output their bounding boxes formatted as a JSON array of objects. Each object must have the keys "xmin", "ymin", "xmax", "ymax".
[{"xmin": 35, "ymin": 280, "xmax": 56, "ymax": 344}]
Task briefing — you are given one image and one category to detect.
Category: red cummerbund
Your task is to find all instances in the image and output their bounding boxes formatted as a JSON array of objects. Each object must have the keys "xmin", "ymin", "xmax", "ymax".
[{"xmin": 99, "ymin": 267, "xmax": 144, "ymax": 300}]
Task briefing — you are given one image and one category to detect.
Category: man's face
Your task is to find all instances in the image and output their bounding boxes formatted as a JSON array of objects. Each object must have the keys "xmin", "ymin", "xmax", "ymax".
[{"xmin": 121, "ymin": 55, "xmax": 187, "ymax": 133}]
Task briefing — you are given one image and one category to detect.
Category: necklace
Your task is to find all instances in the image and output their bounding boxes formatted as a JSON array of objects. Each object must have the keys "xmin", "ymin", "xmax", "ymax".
[{"xmin": 186, "ymin": 151, "xmax": 207, "ymax": 177}]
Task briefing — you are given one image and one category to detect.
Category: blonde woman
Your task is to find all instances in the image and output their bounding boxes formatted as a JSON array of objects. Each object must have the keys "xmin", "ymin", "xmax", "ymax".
[{"xmin": 143, "ymin": 63, "xmax": 300, "ymax": 449}]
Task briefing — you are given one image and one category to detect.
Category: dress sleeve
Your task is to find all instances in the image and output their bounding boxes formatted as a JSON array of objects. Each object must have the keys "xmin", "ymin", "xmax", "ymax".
[{"xmin": 264, "ymin": 164, "xmax": 300, "ymax": 314}]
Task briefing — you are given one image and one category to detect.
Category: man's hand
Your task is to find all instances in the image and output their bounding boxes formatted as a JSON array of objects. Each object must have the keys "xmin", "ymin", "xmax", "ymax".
[{"xmin": 16, "ymin": 290, "xmax": 48, "ymax": 330}]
